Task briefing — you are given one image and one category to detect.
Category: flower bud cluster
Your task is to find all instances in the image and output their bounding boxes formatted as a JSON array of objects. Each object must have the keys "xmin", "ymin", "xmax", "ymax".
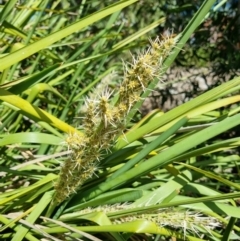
[{"xmin": 54, "ymin": 35, "xmax": 178, "ymax": 203}]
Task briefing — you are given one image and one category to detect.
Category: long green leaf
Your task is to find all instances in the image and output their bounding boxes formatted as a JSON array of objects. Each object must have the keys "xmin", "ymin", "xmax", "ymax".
[{"xmin": 80, "ymin": 113, "xmax": 240, "ymax": 201}]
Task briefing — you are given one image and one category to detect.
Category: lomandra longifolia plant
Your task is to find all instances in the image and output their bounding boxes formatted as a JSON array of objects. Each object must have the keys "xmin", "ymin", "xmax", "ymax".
[{"xmin": 54, "ymin": 35, "xmax": 179, "ymax": 203}]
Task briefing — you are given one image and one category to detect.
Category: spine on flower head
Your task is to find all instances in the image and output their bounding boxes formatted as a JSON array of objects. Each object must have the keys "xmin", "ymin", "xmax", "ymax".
[{"xmin": 54, "ymin": 35, "xmax": 178, "ymax": 203}]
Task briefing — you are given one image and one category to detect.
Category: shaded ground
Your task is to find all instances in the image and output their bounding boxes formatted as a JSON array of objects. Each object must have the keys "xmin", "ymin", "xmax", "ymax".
[{"xmin": 141, "ymin": 66, "xmax": 240, "ymax": 114}]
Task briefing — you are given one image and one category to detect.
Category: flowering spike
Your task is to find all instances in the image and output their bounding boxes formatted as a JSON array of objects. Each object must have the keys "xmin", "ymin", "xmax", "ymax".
[
  {"xmin": 75, "ymin": 204, "xmax": 220, "ymax": 236},
  {"xmin": 54, "ymin": 35, "xmax": 178, "ymax": 203}
]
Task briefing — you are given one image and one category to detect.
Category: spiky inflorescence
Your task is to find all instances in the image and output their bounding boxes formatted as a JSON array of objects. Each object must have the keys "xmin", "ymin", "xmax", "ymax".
[
  {"xmin": 76, "ymin": 204, "xmax": 221, "ymax": 236},
  {"xmin": 54, "ymin": 35, "xmax": 178, "ymax": 203}
]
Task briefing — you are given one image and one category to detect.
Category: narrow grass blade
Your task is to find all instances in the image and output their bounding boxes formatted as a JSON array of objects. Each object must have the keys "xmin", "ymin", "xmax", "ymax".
[
  {"xmin": 110, "ymin": 117, "xmax": 188, "ymax": 180},
  {"xmin": 0, "ymin": 133, "xmax": 62, "ymax": 146},
  {"xmin": 11, "ymin": 191, "xmax": 53, "ymax": 241}
]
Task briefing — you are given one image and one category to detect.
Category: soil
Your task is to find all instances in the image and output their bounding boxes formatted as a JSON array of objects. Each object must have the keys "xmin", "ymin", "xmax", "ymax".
[{"xmin": 141, "ymin": 66, "xmax": 240, "ymax": 115}]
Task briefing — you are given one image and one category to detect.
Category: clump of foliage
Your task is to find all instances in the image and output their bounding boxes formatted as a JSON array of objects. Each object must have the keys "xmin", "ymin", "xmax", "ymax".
[{"xmin": 0, "ymin": 1, "xmax": 240, "ymax": 241}]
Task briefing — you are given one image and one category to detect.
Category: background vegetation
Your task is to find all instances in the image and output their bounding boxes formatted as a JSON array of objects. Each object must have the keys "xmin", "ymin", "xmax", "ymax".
[{"xmin": 0, "ymin": 0, "xmax": 240, "ymax": 240}]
